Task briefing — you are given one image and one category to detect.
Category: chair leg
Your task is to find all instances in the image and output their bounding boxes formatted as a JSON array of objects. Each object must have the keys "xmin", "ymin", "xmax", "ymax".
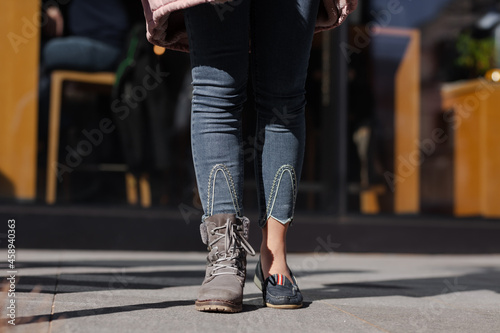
[
  {"xmin": 125, "ymin": 172, "xmax": 138, "ymax": 205},
  {"xmin": 139, "ymin": 173, "xmax": 151, "ymax": 208},
  {"xmin": 45, "ymin": 75, "xmax": 64, "ymax": 204}
]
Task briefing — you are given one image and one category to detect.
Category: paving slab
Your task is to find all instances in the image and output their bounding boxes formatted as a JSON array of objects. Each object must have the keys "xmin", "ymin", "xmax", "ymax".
[{"xmin": 1, "ymin": 251, "xmax": 499, "ymax": 333}]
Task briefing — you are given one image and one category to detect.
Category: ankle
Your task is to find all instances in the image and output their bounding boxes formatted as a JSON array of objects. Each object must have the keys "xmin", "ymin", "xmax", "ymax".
[
  {"xmin": 260, "ymin": 245, "xmax": 290, "ymax": 280},
  {"xmin": 260, "ymin": 217, "xmax": 292, "ymax": 280}
]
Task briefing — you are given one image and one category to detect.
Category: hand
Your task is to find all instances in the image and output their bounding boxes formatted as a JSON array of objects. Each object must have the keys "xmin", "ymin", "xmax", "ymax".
[{"xmin": 43, "ymin": 6, "xmax": 64, "ymax": 37}]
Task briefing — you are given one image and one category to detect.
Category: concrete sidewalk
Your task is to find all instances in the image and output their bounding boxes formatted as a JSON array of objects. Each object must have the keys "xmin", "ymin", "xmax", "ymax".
[{"xmin": 2, "ymin": 250, "xmax": 499, "ymax": 332}]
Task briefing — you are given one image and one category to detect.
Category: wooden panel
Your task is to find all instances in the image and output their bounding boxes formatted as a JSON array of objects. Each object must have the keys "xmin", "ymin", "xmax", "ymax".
[
  {"xmin": 455, "ymin": 93, "xmax": 481, "ymax": 216},
  {"xmin": 375, "ymin": 28, "xmax": 421, "ymax": 214},
  {"xmin": 395, "ymin": 30, "xmax": 420, "ymax": 213},
  {"xmin": 482, "ymin": 85, "xmax": 500, "ymax": 217},
  {"xmin": 441, "ymin": 80, "xmax": 481, "ymax": 215},
  {"xmin": 441, "ymin": 79, "xmax": 500, "ymax": 218},
  {"xmin": 0, "ymin": 0, "xmax": 40, "ymax": 200}
]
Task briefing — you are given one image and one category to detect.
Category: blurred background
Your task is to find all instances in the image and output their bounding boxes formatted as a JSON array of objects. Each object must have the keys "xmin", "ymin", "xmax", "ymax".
[{"xmin": 1, "ymin": 0, "xmax": 499, "ymax": 253}]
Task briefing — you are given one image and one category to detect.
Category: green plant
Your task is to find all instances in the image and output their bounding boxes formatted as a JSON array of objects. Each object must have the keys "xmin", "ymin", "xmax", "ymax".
[{"xmin": 455, "ymin": 32, "xmax": 495, "ymax": 77}]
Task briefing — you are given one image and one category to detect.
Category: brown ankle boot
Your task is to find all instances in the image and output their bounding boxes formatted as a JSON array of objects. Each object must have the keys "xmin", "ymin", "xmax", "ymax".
[{"xmin": 195, "ymin": 213, "xmax": 256, "ymax": 312}]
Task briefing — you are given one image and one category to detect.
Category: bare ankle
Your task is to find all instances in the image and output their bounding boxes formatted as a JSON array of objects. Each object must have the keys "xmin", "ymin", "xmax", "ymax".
[{"xmin": 260, "ymin": 217, "xmax": 292, "ymax": 280}]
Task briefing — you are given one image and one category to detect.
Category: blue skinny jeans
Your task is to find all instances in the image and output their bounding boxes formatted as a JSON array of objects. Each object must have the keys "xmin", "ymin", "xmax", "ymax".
[{"xmin": 184, "ymin": 0, "xmax": 320, "ymax": 227}]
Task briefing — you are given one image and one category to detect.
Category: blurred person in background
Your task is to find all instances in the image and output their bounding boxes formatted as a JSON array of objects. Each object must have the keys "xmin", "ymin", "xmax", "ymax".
[
  {"xmin": 40, "ymin": 0, "xmax": 129, "ymax": 73},
  {"xmin": 38, "ymin": 0, "xmax": 129, "ymax": 141}
]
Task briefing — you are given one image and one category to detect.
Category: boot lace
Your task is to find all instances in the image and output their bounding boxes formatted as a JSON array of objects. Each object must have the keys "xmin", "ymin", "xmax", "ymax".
[{"xmin": 209, "ymin": 218, "xmax": 256, "ymax": 276}]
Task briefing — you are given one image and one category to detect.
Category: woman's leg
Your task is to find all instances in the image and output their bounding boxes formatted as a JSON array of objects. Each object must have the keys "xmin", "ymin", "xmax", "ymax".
[
  {"xmin": 250, "ymin": 0, "xmax": 321, "ymax": 280},
  {"xmin": 184, "ymin": 2, "xmax": 250, "ymax": 220},
  {"xmin": 184, "ymin": 1, "xmax": 253, "ymax": 313}
]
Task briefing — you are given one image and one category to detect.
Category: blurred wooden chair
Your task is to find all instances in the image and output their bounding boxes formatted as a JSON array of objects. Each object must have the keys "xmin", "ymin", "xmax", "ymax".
[{"xmin": 45, "ymin": 70, "xmax": 151, "ymax": 207}]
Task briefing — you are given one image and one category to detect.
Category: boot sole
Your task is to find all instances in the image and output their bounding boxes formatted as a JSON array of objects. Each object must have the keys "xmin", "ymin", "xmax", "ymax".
[{"xmin": 195, "ymin": 300, "xmax": 242, "ymax": 313}]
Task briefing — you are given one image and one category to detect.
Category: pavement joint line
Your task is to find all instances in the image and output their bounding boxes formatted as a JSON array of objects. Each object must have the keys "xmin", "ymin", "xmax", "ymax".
[
  {"xmin": 48, "ymin": 261, "xmax": 62, "ymax": 333},
  {"xmin": 318, "ymin": 300, "xmax": 392, "ymax": 333},
  {"xmin": 48, "ymin": 288, "xmax": 56, "ymax": 333}
]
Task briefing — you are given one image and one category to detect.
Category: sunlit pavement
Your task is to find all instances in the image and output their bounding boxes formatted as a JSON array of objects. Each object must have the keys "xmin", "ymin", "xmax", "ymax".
[{"xmin": 2, "ymin": 250, "xmax": 499, "ymax": 332}]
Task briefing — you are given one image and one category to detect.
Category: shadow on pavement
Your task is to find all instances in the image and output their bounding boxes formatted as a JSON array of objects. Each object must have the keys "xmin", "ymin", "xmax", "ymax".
[
  {"xmin": 15, "ymin": 299, "xmax": 195, "ymax": 325},
  {"xmin": 304, "ymin": 267, "xmax": 500, "ymax": 300},
  {"xmin": 16, "ymin": 270, "xmax": 205, "ymax": 294},
  {"xmin": 12, "ymin": 259, "xmax": 207, "ymax": 269},
  {"xmin": 9, "ymin": 259, "xmax": 500, "ymax": 326}
]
